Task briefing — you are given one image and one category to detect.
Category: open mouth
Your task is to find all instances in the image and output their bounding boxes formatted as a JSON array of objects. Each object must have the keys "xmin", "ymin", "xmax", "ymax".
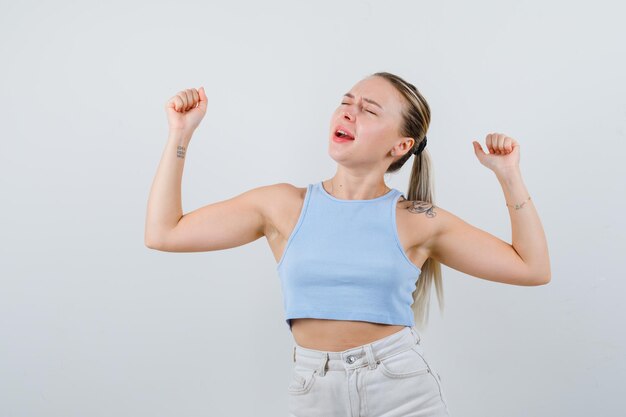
[{"xmin": 334, "ymin": 128, "xmax": 355, "ymax": 140}]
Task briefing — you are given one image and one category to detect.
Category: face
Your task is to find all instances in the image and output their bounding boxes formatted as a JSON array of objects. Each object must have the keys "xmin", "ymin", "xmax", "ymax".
[{"xmin": 328, "ymin": 76, "xmax": 415, "ymax": 162}]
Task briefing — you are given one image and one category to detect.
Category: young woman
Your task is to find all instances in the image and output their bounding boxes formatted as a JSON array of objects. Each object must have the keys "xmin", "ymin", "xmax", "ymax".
[{"xmin": 145, "ymin": 72, "xmax": 551, "ymax": 417}]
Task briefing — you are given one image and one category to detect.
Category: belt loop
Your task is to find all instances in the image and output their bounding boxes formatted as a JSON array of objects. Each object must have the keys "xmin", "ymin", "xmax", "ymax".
[
  {"xmin": 364, "ymin": 344, "xmax": 377, "ymax": 370},
  {"xmin": 318, "ymin": 353, "xmax": 329, "ymax": 376}
]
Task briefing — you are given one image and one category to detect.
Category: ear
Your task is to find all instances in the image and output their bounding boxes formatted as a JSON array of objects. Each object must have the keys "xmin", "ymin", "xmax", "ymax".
[
  {"xmin": 390, "ymin": 137, "xmax": 415, "ymax": 157},
  {"xmin": 400, "ymin": 137, "xmax": 416, "ymax": 155}
]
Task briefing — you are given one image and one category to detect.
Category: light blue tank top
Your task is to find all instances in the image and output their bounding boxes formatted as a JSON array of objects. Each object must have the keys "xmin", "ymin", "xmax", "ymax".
[{"xmin": 276, "ymin": 181, "xmax": 422, "ymax": 332}]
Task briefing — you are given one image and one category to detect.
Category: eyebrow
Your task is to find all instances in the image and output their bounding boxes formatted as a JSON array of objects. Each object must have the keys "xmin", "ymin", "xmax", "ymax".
[{"xmin": 343, "ymin": 93, "xmax": 384, "ymax": 110}]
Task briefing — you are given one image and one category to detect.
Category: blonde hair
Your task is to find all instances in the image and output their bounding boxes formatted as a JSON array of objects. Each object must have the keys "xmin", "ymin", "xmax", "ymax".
[{"xmin": 371, "ymin": 71, "xmax": 444, "ymax": 332}]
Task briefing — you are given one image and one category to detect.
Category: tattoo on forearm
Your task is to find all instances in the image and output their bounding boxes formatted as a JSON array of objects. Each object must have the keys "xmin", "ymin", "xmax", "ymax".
[
  {"xmin": 177, "ymin": 145, "xmax": 186, "ymax": 159},
  {"xmin": 406, "ymin": 199, "xmax": 437, "ymax": 218}
]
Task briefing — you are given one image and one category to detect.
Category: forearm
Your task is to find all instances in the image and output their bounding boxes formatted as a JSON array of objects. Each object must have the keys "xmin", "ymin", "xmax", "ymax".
[
  {"xmin": 144, "ymin": 129, "xmax": 193, "ymax": 246},
  {"xmin": 496, "ymin": 167, "xmax": 551, "ymax": 280}
]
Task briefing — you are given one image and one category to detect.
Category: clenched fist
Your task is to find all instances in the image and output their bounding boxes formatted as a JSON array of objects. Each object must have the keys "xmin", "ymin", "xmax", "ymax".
[
  {"xmin": 472, "ymin": 132, "xmax": 521, "ymax": 175},
  {"xmin": 165, "ymin": 87, "xmax": 208, "ymax": 134}
]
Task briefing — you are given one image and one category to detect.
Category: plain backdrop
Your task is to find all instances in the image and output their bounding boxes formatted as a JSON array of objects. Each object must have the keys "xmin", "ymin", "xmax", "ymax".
[{"xmin": 1, "ymin": 1, "xmax": 625, "ymax": 416}]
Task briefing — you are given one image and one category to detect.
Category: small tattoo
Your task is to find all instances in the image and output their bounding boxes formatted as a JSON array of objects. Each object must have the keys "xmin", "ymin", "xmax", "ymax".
[
  {"xmin": 176, "ymin": 145, "xmax": 186, "ymax": 159},
  {"xmin": 404, "ymin": 198, "xmax": 437, "ymax": 218}
]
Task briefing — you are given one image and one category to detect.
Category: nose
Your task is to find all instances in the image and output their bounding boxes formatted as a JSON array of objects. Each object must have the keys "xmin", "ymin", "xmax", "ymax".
[{"xmin": 342, "ymin": 109, "xmax": 355, "ymax": 121}]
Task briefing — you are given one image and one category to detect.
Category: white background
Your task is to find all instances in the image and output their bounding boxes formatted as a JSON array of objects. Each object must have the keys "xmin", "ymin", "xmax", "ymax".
[{"xmin": 1, "ymin": 0, "xmax": 624, "ymax": 416}]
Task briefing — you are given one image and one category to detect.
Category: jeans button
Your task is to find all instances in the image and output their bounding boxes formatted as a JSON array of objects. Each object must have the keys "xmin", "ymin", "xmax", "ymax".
[{"xmin": 346, "ymin": 355, "xmax": 356, "ymax": 364}]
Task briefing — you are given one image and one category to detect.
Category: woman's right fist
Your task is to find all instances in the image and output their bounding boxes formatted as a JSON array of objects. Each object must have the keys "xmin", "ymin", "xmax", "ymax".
[{"xmin": 165, "ymin": 87, "xmax": 208, "ymax": 133}]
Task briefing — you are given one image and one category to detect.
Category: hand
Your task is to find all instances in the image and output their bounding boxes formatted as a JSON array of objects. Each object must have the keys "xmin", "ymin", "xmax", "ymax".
[
  {"xmin": 472, "ymin": 133, "xmax": 520, "ymax": 174},
  {"xmin": 165, "ymin": 87, "xmax": 208, "ymax": 134}
]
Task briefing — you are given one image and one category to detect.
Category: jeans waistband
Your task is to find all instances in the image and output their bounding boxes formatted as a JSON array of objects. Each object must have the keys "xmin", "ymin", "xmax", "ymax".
[{"xmin": 292, "ymin": 326, "xmax": 422, "ymax": 376}]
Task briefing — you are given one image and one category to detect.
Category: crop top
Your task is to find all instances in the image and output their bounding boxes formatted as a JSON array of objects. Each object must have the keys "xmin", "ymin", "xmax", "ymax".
[{"xmin": 276, "ymin": 181, "xmax": 422, "ymax": 332}]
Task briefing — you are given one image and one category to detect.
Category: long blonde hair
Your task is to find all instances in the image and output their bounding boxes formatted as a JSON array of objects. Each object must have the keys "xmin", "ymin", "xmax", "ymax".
[{"xmin": 372, "ymin": 71, "xmax": 444, "ymax": 332}]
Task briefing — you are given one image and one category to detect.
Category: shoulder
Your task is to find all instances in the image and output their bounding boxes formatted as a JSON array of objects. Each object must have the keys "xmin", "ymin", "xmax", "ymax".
[
  {"xmin": 229, "ymin": 183, "xmax": 301, "ymax": 223},
  {"xmin": 257, "ymin": 182, "xmax": 306, "ymax": 204},
  {"xmin": 399, "ymin": 197, "xmax": 463, "ymax": 229},
  {"xmin": 255, "ymin": 182, "xmax": 308, "ymax": 229},
  {"xmin": 396, "ymin": 196, "xmax": 460, "ymax": 250},
  {"xmin": 245, "ymin": 182, "xmax": 304, "ymax": 202},
  {"xmin": 396, "ymin": 196, "xmax": 439, "ymax": 218}
]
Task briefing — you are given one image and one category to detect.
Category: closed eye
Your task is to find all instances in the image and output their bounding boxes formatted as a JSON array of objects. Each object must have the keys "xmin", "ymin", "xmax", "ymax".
[{"xmin": 341, "ymin": 102, "xmax": 377, "ymax": 115}]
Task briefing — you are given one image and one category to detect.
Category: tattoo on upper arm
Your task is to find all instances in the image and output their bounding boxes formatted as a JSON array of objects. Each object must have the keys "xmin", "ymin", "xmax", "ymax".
[{"xmin": 400, "ymin": 196, "xmax": 437, "ymax": 218}]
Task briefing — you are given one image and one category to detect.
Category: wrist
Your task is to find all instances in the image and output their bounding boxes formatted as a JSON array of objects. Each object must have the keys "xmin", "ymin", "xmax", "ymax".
[
  {"xmin": 495, "ymin": 166, "xmax": 522, "ymax": 182},
  {"xmin": 167, "ymin": 128, "xmax": 193, "ymax": 145}
]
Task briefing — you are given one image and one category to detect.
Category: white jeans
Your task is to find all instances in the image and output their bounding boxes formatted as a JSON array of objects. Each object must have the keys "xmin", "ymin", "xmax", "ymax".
[{"xmin": 287, "ymin": 325, "xmax": 451, "ymax": 417}]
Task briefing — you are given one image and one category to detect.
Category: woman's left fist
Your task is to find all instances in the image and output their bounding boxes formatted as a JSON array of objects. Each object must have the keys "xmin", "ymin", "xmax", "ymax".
[{"xmin": 472, "ymin": 132, "xmax": 520, "ymax": 173}]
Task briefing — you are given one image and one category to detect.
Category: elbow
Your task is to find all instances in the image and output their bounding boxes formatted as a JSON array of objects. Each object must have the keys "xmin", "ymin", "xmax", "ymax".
[
  {"xmin": 144, "ymin": 233, "xmax": 165, "ymax": 250},
  {"xmin": 540, "ymin": 265, "xmax": 552, "ymax": 285},
  {"xmin": 524, "ymin": 262, "xmax": 551, "ymax": 286},
  {"xmin": 144, "ymin": 238, "xmax": 160, "ymax": 250},
  {"xmin": 535, "ymin": 277, "xmax": 551, "ymax": 285},
  {"xmin": 144, "ymin": 226, "xmax": 170, "ymax": 250},
  {"xmin": 534, "ymin": 272, "xmax": 551, "ymax": 285},
  {"xmin": 145, "ymin": 224, "xmax": 177, "ymax": 251}
]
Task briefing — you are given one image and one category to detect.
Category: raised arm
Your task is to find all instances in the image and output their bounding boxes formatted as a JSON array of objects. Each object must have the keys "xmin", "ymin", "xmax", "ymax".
[
  {"xmin": 146, "ymin": 181, "xmax": 272, "ymax": 253},
  {"xmin": 429, "ymin": 134, "xmax": 551, "ymax": 286},
  {"xmin": 144, "ymin": 86, "xmax": 270, "ymax": 252}
]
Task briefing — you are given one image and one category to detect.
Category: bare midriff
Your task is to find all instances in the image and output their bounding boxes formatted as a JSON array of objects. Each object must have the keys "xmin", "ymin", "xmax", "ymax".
[{"xmin": 291, "ymin": 318, "xmax": 407, "ymax": 352}]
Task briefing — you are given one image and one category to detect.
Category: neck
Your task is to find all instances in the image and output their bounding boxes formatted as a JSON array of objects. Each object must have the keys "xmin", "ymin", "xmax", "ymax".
[{"xmin": 326, "ymin": 178, "xmax": 390, "ymax": 200}]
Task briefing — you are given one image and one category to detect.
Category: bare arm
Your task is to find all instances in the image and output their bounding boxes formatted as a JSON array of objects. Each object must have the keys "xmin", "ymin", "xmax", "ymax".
[
  {"xmin": 144, "ymin": 87, "xmax": 271, "ymax": 253},
  {"xmin": 147, "ymin": 179, "xmax": 271, "ymax": 253},
  {"xmin": 430, "ymin": 167, "xmax": 551, "ymax": 286},
  {"xmin": 145, "ymin": 87, "xmax": 206, "ymax": 247},
  {"xmin": 144, "ymin": 126, "xmax": 270, "ymax": 252},
  {"xmin": 429, "ymin": 135, "xmax": 551, "ymax": 286},
  {"xmin": 496, "ymin": 167, "xmax": 551, "ymax": 280},
  {"xmin": 144, "ymin": 128, "xmax": 193, "ymax": 248}
]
